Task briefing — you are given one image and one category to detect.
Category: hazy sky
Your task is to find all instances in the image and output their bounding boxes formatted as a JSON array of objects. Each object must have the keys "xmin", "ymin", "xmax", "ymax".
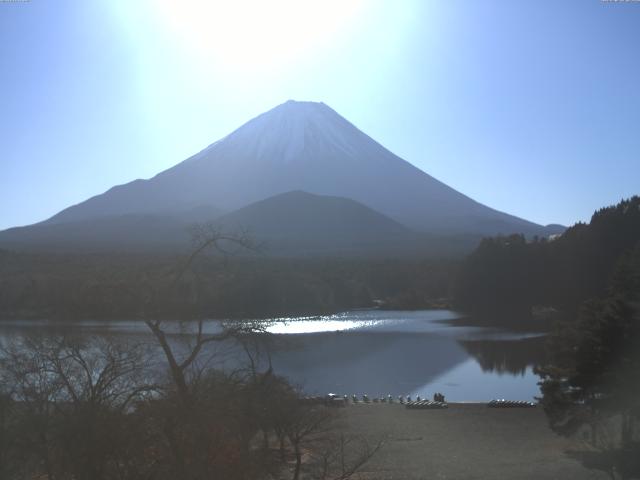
[{"xmin": 1, "ymin": 0, "xmax": 639, "ymax": 230}]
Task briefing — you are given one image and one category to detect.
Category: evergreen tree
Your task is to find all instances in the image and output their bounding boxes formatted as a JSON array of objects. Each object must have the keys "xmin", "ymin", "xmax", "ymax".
[{"xmin": 536, "ymin": 246, "xmax": 640, "ymax": 479}]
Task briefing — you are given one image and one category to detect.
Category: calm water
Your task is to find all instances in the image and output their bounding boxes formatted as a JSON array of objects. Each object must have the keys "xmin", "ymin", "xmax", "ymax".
[{"xmin": 0, "ymin": 310, "xmax": 545, "ymax": 401}]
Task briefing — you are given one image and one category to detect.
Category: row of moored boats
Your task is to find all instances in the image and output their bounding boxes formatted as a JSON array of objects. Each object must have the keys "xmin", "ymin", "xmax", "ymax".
[{"xmin": 299, "ymin": 394, "xmax": 536, "ymax": 409}]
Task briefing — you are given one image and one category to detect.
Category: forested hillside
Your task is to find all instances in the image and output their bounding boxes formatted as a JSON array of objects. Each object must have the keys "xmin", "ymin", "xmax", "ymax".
[
  {"xmin": 535, "ymin": 220, "xmax": 640, "ymax": 479},
  {"xmin": 454, "ymin": 196, "xmax": 640, "ymax": 323},
  {"xmin": 0, "ymin": 251, "xmax": 457, "ymax": 320}
]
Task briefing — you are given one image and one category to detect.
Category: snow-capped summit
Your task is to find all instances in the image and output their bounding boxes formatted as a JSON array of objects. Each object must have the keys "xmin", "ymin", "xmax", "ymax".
[{"xmin": 190, "ymin": 100, "xmax": 365, "ymax": 166}]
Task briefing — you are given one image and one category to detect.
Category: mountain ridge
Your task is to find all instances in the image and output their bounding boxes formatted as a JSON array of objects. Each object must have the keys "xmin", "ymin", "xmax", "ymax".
[
  {"xmin": 0, "ymin": 191, "xmax": 416, "ymax": 254},
  {"xmin": 4, "ymin": 100, "xmax": 563, "ymax": 253}
]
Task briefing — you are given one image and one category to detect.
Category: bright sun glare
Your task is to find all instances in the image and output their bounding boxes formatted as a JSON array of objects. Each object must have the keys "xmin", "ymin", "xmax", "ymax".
[{"xmin": 155, "ymin": 0, "xmax": 364, "ymax": 72}]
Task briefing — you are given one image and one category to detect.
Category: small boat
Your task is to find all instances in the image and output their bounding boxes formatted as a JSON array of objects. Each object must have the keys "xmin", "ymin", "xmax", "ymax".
[
  {"xmin": 406, "ymin": 400, "xmax": 448, "ymax": 410},
  {"xmin": 488, "ymin": 399, "xmax": 536, "ymax": 408}
]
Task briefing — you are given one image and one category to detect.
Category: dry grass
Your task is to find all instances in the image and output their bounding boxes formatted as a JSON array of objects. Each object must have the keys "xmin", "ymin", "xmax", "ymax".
[{"xmin": 340, "ymin": 403, "xmax": 609, "ymax": 480}]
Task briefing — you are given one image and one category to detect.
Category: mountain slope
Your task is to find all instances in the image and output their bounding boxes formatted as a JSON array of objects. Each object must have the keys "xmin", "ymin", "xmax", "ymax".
[
  {"xmin": 0, "ymin": 191, "xmax": 428, "ymax": 255},
  {"xmin": 213, "ymin": 190, "xmax": 421, "ymax": 255},
  {"xmin": 0, "ymin": 213, "xmax": 193, "ymax": 252},
  {"xmin": 0, "ymin": 205, "xmax": 223, "ymax": 252},
  {"xmin": 42, "ymin": 100, "xmax": 552, "ymax": 236}
]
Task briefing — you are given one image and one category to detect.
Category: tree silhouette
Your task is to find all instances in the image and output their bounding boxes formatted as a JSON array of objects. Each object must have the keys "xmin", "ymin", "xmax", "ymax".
[{"xmin": 536, "ymin": 245, "xmax": 640, "ymax": 479}]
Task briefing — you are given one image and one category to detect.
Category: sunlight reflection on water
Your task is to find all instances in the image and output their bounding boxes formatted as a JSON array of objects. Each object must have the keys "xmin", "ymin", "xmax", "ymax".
[
  {"xmin": 0, "ymin": 310, "xmax": 545, "ymax": 400},
  {"xmin": 266, "ymin": 318, "xmax": 383, "ymax": 334}
]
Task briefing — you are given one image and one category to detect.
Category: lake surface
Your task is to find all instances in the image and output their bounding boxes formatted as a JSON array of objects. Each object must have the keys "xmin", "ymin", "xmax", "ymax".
[{"xmin": 0, "ymin": 310, "xmax": 545, "ymax": 401}]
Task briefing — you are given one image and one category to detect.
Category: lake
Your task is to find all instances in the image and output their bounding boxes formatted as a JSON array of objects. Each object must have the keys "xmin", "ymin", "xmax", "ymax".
[{"xmin": 0, "ymin": 310, "xmax": 545, "ymax": 402}]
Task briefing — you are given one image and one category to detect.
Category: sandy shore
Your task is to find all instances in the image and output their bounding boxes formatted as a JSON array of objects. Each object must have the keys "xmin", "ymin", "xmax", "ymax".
[{"xmin": 340, "ymin": 403, "xmax": 608, "ymax": 480}]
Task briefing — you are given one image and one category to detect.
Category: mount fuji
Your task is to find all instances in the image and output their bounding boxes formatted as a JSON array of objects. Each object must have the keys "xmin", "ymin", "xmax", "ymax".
[{"xmin": 0, "ymin": 100, "xmax": 562, "ymax": 254}]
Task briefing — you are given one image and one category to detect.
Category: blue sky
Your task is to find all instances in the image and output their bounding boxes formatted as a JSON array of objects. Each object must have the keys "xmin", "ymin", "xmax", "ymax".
[{"xmin": 1, "ymin": 0, "xmax": 638, "ymax": 230}]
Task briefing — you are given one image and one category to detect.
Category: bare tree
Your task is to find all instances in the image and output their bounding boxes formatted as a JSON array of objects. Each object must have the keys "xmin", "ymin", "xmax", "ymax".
[
  {"xmin": 0, "ymin": 335, "xmax": 154, "ymax": 480},
  {"xmin": 137, "ymin": 225, "xmax": 278, "ymax": 479},
  {"xmin": 286, "ymin": 405, "xmax": 337, "ymax": 480},
  {"xmin": 275, "ymin": 399, "xmax": 384, "ymax": 480},
  {"xmin": 310, "ymin": 433, "xmax": 384, "ymax": 480},
  {"xmin": 143, "ymin": 224, "xmax": 261, "ymax": 403},
  {"xmin": 140, "ymin": 225, "xmax": 385, "ymax": 480},
  {"xmin": 0, "ymin": 380, "xmax": 15, "ymax": 480}
]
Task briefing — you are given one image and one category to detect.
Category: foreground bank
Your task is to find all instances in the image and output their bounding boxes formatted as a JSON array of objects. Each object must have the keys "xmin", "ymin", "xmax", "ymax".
[{"xmin": 341, "ymin": 403, "xmax": 607, "ymax": 479}]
